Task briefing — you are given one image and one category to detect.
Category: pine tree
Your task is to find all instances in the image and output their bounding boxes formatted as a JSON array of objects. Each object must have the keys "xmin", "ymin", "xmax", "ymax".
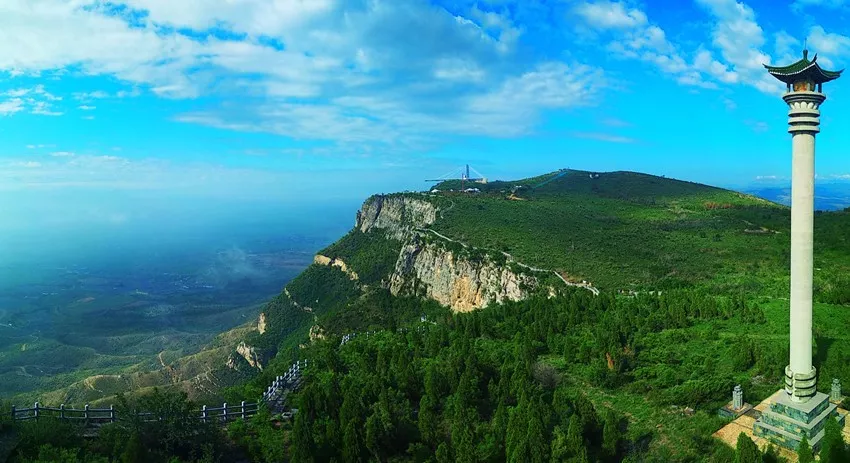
[
  {"xmin": 601, "ymin": 408, "xmax": 620, "ymax": 459},
  {"xmin": 526, "ymin": 404, "xmax": 548, "ymax": 463},
  {"xmin": 291, "ymin": 412, "xmax": 316, "ymax": 463},
  {"xmin": 796, "ymin": 435, "xmax": 814, "ymax": 463},
  {"xmin": 120, "ymin": 432, "xmax": 146, "ymax": 463},
  {"xmin": 418, "ymin": 394, "xmax": 440, "ymax": 447},
  {"xmin": 566, "ymin": 414, "xmax": 585, "ymax": 457},
  {"xmin": 734, "ymin": 432, "xmax": 762, "ymax": 463},
  {"xmin": 550, "ymin": 425, "xmax": 570, "ymax": 462},
  {"xmin": 342, "ymin": 420, "xmax": 366, "ymax": 463},
  {"xmin": 819, "ymin": 418, "xmax": 848, "ymax": 463},
  {"xmin": 451, "ymin": 406, "xmax": 477, "ymax": 463},
  {"xmin": 435, "ymin": 442, "xmax": 452, "ymax": 463}
]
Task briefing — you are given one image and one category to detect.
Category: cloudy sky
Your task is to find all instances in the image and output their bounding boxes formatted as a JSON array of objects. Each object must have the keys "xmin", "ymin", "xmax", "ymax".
[{"xmin": 2, "ymin": 0, "xmax": 850, "ymax": 245}]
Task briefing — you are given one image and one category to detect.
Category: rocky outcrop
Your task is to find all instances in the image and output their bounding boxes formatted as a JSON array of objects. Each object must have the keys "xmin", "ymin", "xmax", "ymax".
[
  {"xmin": 236, "ymin": 342, "xmax": 263, "ymax": 371},
  {"xmin": 257, "ymin": 312, "xmax": 267, "ymax": 335},
  {"xmin": 355, "ymin": 195, "xmax": 438, "ymax": 240},
  {"xmin": 314, "ymin": 254, "xmax": 359, "ymax": 280},
  {"xmin": 309, "ymin": 324, "xmax": 326, "ymax": 342},
  {"xmin": 389, "ymin": 236, "xmax": 539, "ymax": 312}
]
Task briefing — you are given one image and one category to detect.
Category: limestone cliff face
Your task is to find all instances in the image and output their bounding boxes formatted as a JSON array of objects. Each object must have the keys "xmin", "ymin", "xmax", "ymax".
[
  {"xmin": 355, "ymin": 195, "xmax": 438, "ymax": 240},
  {"xmin": 257, "ymin": 312, "xmax": 267, "ymax": 335},
  {"xmin": 236, "ymin": 342, "xmax": 263, "ymax": 371},
  {"xmin": 314, "ymin": 254, "xmax": 359, "ymax": 280},
  {"xmin": 389, "ymin": 236, "xmax": 538, "ymax": 312}
]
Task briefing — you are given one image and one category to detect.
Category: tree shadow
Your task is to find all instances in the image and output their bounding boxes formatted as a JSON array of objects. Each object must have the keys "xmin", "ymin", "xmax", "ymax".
[{"xmin": 814, "ymin": 335, "xmax": 835, "ymax": 369}]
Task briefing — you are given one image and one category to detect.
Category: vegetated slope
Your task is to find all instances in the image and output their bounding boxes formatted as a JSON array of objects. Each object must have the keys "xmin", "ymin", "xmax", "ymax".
[{"xmin": 430, "ymin": 169, "xmax": 850, "ymax": 300}]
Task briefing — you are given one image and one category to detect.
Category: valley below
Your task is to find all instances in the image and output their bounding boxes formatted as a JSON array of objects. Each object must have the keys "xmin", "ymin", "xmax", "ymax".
[{"xmin": 0, "ymin": 240, "xmax": 320, "ymax": 405}]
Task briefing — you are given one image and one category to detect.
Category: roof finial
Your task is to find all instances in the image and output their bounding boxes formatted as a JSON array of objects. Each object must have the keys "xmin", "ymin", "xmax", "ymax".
[{"xmin": 803, "ymin": 40, "xmax": 808, "ymax": 60}]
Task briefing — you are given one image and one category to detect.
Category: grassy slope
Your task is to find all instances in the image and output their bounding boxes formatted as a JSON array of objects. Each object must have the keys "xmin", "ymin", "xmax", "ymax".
[{"xmin": 429, "ymin": 169, "xmax": 850, "ymax": 296}]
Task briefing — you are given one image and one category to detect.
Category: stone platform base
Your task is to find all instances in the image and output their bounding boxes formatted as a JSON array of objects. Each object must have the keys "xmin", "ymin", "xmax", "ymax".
[
  {"xmin": 719, "ymin": 402, "xmax": 753, "ymax": 419},
  {"xmin": 753, "ymin": 390, "xmax": 844, "ymax": 451},
  {"xmin": 713, "ymin": 392, "xmax": 850, "ymax": 463}
]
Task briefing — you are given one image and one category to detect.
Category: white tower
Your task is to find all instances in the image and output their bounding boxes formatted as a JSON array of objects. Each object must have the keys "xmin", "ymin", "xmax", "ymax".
[{"xmin": 753, "ymin": 49, "xmax": 844, "ymax": 452}]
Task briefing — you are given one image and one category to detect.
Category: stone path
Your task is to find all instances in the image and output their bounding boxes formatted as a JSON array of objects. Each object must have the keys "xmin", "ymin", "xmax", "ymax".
[{"xmin": 261, "ymin": 360, "xmax": 306, "ymax": 416}]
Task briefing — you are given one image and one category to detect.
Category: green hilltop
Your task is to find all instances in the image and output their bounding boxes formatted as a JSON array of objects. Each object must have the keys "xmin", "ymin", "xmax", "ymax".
[{"xmin": 428, "ymin": 169, "xmax": 850, "ymax": 301}]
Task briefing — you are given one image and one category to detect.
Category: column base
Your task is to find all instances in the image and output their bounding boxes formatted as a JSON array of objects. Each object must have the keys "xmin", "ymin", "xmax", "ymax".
[
  {"xmin": 785, "ymin": 365, "xmax": 817, "ymax": 402},
  {"xmin": 753, "ymin": 389, "xmax": 844, "ymax": 452}
]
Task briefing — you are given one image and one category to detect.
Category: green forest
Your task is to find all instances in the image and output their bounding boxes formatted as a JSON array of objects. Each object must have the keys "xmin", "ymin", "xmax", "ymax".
[{"xmin": 4, "ymin": 170, "xmax": 850, "ymax": 462}]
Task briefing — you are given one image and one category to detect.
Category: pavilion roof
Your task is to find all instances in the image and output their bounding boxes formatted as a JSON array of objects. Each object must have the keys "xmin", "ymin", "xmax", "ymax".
[{"xmin": 764, "ymin": 49, "xmax": 842, "ymax": 84}]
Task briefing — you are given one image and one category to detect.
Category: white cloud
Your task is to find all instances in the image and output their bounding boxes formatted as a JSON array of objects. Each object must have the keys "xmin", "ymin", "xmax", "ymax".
[
  {"xmin": 78, "ymin": 105, "xmax": 96, "ymax": 110},
  {"xmin": 73, "ymin": 91, "xmax": 110, "ymax": 101},
  {"xmin": 774, "ymin": 31, "xmax": 800, "ymax": 59},
  {"xmin": 176, "ymin": 61, "xmax": 606, "ymax": 143},
  {"xmin": 573, "ymin": 1, "xmax": 647, "ymax": 29},
  {"xmin": 693, "ymin": 50, "xmax": 739, "ymax": 83},
  {"xmin": 574, "ymin": 1, "xmax": 716, "ymax": 89},
  {"xmin": 50, "ymin": 151, "xmax": 75, "ymax": 157},
  {"xmin": 0, "ymin": 0, "xmax": 579, "ymax": 148},
  {"xmin": 694, "ymin": 0, "xmax": 784, "ymax": 95},
  {"xmin": 12, "ymin": 161, "xmax": 43, "ymax": 168},
  {"xmin": 31, "ymin": 101, "xmax": 63, "ymax": 116},
  {"xmin": 807, "ymin": 26, "xmax": 850, "ymax": 59},
  {"xmin": 1, "ymin": 85, "xmax": 64, "ymax": 115},
  {"xmin": 0, "ymin": 98, "xmax": 24, "ymax": 115}
]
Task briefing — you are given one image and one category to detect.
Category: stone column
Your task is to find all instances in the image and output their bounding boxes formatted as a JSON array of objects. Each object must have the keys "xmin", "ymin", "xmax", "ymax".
[
  {"xmin": 733, "ymin": 385, "xmax": 743, "ymax": 410},
  {"xmin": 783, "ymin": 90, "xmax": 825, "ymax": 403},
  {"xmin": 832, "ymin": 379, "xmax": 842, "ymax": 403}
]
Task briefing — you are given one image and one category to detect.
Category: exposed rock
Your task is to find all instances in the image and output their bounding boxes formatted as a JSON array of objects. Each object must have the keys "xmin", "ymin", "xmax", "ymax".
[
  {"xmin": 225, "ymin": 355, "xmax": 239, "ymax": 371},
  {"xmin": 309, "ymin": 324, "xmax": 326, "ymax": 342},
  {"xmin": 257, "ymin": 312, "xmax": 267, "ymax": 335},
  {"xmin": 389, "ymin": 235, "xmax": 539, "ymax": 312},
  {"xmin": 355, "ymin": 195, "xmax": 438, "ymax": 240},
  {"xmin": 236, "ymin": 342, "xmax": 263, "ymax": 371},
  {"xmin": 313, "ymin": 254, "xmax": 359, "ymax": 280}
]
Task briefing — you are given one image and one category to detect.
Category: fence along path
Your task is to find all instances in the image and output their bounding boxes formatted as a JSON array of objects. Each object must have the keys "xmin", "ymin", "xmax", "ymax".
[
  {"xmin": 260, "ymin": 359, "xmax": 307, "ymax": 418},
  {"xmin": 10, "ymin": 359, "xmax": 307, "ymax": 429}
]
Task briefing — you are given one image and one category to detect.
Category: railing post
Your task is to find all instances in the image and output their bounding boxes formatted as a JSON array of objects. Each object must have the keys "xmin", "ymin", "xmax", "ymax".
[
  {"xmin": 34, "ymin": 402, "xmax": 39, "ymax": 421},
  {"xmin": 60, "ymin": 404, "xmax": 65, "ymax": 420},
  {"xmin": 202, "ymin": 405, "xmax": 207, "ymax": 424},
  {"xmin": 222, "ymin": 403, "xmax": 228, "ymax": 423},
  {"xmin": 10, "ymin": 405, "xmax": 15, "ymax": 421},
  {"xmin": 84, "ymin": 404, "xmax": 89, "ymax": 425},
  {"xmin": 241, "ymin": 401, "xmax": 246, "ymax": 420},
  {"xmin": 110, "ymin": 405, "xmax": 115, "ymax": 423}
]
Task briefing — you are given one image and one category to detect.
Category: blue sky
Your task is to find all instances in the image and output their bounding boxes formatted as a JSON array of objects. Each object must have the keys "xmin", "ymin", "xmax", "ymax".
[{"xmin": 2, "ymin": 0, "xmax": 850, "ymax": 245}]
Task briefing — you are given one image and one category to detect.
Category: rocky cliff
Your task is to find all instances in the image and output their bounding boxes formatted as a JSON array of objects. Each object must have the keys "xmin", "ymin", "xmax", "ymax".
[
  {"xmin": 355, "ymin": 195, "xmax": 438, "ymax": 240},
  {"xmin": 389, "ymin": 235, "xmax": 540, "ymax": 312},
  {"xmin": 314, "ymin": 254, "xmax": 359, "ymax": 280}
]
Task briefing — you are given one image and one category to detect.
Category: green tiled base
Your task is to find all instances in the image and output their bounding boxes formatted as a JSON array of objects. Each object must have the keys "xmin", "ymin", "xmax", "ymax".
[
  {"xmin": 753, "ymin": 390, "xmax": 846, "ymax": 451},
  {"xmin": 718, "ymin": 402, "xmax": 752, "ymax": 419}
]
